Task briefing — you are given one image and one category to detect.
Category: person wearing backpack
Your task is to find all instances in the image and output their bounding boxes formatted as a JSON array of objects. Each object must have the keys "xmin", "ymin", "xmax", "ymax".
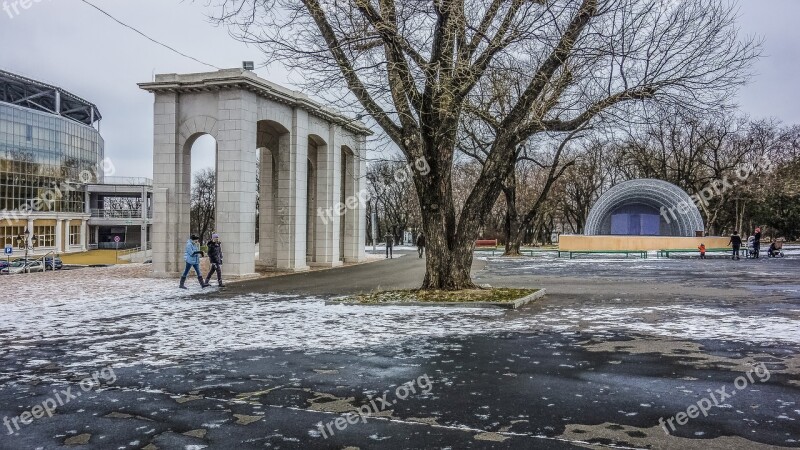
[{"xmin": 205, "ymin": 233, "xmax": 224, "ymax": 287}]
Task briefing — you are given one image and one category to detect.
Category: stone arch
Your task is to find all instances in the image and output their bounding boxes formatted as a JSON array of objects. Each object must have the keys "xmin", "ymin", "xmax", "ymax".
[
  {"xmin": 585, "ymin": 179, "xmax": 705, "ymax": 237},
  {"xmin": 179, "ymin": 115, "xmax": 218, "ymax": 146},
  {"xmin": 142, "ymin": 69, "xmax": 370, "ymax": 277}
]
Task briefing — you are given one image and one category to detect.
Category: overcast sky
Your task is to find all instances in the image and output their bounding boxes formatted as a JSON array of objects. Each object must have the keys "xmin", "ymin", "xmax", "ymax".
[{"xmin": 2, "ymin": 0, "xmax": 799, "ymax": 178}]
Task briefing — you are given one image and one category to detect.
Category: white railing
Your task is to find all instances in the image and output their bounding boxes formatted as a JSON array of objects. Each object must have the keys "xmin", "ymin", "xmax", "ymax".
[
  {"xmin": 91, "ymin": 209, "xmax": 152, "ymax": 219},
  {"xmin": 103, "ymin": 177, "xmax": 153, "ymax": 186}
]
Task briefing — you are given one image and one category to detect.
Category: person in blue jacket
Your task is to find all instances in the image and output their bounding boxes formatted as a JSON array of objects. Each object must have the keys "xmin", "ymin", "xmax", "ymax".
[{"xmin": 180, "ymin": 234, "xmax": 208, "ymax": 289}]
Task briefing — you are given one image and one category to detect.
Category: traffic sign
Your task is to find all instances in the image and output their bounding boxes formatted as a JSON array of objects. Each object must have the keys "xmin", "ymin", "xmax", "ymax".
[
  {"xmin": 114, "ymin": 236, "xmax": 121, "ymax": 243},
  {"xmin": 3, "ymin": 245, "xmax": 12, "ymax": 255}
]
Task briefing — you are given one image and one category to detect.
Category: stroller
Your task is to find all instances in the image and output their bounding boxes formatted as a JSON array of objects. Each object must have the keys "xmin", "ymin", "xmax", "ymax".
[
  {"xmin": 768, "ymin": 240, "xmax": 785, "ymax": 258},
  {"xmin": 746, "ymin": 236, "xmax": 757, "ymax": 258}
]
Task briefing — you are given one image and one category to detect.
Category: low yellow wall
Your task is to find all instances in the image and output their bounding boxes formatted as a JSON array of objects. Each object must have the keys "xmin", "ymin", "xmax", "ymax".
[{"xmin": 559, "ymin": 235, "xmax": 730, "ymax": 251}]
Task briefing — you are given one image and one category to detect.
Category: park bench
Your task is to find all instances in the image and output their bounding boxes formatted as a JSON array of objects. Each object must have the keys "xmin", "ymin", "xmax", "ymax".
[
  {"xmin": 474, "ymin": 239, "xmax": 499, "ymax": 255},
  {"xmin": 657, "ymin": 248, "xmax": 746, "ymax": 258},
  {"xmin": 557, "ymin": 250, "xmax": 648, "ymax": 259}
]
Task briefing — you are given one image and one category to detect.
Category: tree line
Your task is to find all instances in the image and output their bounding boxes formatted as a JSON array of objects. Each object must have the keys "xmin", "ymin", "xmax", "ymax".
[
  {"xmin": 210, "ymin": 0, "xmax": 766, "ymax": 289},
  {"xmin": 368, "ymin": 113, "xmax": 800, "ymax": 250}
]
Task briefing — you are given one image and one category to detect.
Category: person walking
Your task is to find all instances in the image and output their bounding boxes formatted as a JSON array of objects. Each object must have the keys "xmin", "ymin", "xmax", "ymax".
[
  {"xmin": 728, "ymin": 231, "xmax": 742, "ymax": 261},
  {"xmin": 698, "ymin": 243, "xmax": 706, "ymax": 260},
  {"xmin": 416, "ymin": 233, "xmax": 426, "ymax": 259},
  {"xmin": 180, "ymin": 234, "xmax": 208, "ymax": 289},
  {"xmin": 753, "ymin": 227, "xmax": 762, "ymax": 259},
  {"xmin": 204, "ymin": 233, "xmax": 224, "ymax": 287},
  {"xmin": 385, "ymin": 233, "xmax": 394, "ymax": 259}
]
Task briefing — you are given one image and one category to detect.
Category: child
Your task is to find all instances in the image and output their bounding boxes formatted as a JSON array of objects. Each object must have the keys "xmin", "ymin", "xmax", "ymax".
[{"xmin": 698, "ymin": 243, "xmax": 706, "ymax": 260}]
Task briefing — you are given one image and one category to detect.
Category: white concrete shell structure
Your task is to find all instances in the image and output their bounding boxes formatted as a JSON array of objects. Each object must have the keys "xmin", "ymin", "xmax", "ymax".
[
  {"xmin": 584, "ymin": 179, "xmax": 705, "ymax": 237},
  {"xmin": 139, "ymin": 69, "xmax": 371, "ymax": 278}
]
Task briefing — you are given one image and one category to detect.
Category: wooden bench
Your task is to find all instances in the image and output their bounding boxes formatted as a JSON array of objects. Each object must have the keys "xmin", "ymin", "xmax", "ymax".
[
  {"xmin": 474, "ymin": 239, "xmax": 499, "ymax": 255},
  {"xmin": 557, "ymin": 250, "xmax": 648, "ymax": 259}
]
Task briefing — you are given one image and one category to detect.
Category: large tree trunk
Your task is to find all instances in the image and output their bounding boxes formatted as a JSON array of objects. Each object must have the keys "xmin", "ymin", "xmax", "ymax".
[
  {"xmin": 420, "ymin": 208, "xmax": 477, "ymax": 290},
  {"xmin": 502, "ymin": 171, "xmax": 522, "ymax": 256}
]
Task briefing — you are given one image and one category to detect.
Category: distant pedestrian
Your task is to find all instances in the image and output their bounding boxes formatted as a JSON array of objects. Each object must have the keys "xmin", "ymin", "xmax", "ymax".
[
  {"xmin": 728, "ymin": 231, "xmax": 742, "ymax": 261},
  {"xmin": 753, "ymin": 227, "xmax": 762, "ymax": 259},
  {"xmin": 385, "ymin": 233, "xmax": 393, "ymax": 259},
  {"xmin": 416, "ymin": 233, "xmax": 426, "ymax": 259},
  {"xmin": 204, "ymin": 233, "xmax": 224, "ymax": 287},
  {"xmin": 181, "ymin": 234, "xmax": 208, "ymax": 289},
  {"xmin": 698, "ymin": 243, "xmax": 706, "ymax": 260}
]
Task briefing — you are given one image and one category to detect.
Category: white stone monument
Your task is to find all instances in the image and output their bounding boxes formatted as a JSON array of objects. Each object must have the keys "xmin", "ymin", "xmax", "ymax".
[{"xmin": 139, "ymin": 69, "xmax": 371, "ymax": 278}]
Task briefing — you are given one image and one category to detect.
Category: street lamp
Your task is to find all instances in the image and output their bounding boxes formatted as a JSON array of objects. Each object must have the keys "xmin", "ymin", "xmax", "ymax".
[{"xmin": 16, "ymin": 229, "xmax": 37, "ymax": 274}]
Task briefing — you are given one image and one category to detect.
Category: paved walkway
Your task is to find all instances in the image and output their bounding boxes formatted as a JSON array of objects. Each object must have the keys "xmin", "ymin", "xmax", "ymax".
[
  {"xmin": 0, "ymin": 253, "xmax": 798, "ymax": 449},
  {"xmin": 219, "ymin": 251, "xmax": 486, "ymax": 297}
]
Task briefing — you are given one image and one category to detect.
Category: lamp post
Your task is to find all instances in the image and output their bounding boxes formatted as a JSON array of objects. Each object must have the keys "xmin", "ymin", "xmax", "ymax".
[{"xmin": 16, "ymin": 229, "xmax": 37, "ymax": 274}]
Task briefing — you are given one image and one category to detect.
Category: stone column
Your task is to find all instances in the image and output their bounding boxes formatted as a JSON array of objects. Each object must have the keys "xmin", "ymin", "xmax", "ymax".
[
  {"xmin": 55, "ymin": 219, "xmax": 63, "ymax": 254},
  {"xmin": 275, "ymin": 108, "xmax": 309, "ymax": 271},
  {"xmin": 26, "ymin": 218, "xmax": 34, "ymax": 250},
  {"xmin": 354, "ymin": 135, "xmax": 368, "ymax": 262},
  {"xmin": 342, "ymin": 146, "xmax": 362, "ymax": 262},
  {"xmin": 92, "ymin": 221, "xmax": 98, "ymax": 248},
  {"xmin": 80, "ymin": 219, "xmax": 88, "ymax": 251},
  {"xmin": 258, "ymin": 147, "xmax": 276, "ymax": 267},
  {"xmin": 151, "ymin": 92, "xmax": 184, "ymax": 275},
  {"xmin": 215, "ymin": 90, "xmax": 258, "ymax": 277},
  {"xmin": 312, "ymin": 124, "xmax": 342, "ymax": 266}
]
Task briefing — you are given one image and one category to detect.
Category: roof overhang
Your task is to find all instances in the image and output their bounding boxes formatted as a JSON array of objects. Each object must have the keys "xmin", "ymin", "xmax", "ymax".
[
  {"xmin": 138, "ymin": 69, "xmax": 372, "ymax": 137},
  {"xmin": 0, "ymin": 69, "xmax": 101, "ymax": 126}
]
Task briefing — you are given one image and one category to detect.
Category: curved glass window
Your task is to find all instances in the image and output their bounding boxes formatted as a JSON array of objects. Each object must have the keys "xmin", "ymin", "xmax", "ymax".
[{"xmin": 0, "ymin": 103, "xmax": 104, "ymax": 214}]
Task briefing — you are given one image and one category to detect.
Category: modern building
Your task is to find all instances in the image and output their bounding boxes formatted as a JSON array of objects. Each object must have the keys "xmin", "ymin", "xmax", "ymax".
[
  {"xmin": 0, "ymin": 69, "xmax": 103, "ymax": 255},
  {"xmin": 0, "ymin": 69, "xmax": 151, "ymax": 256},
  {"xmin": 86, "ymin": 177, "xmax": 152, "ymax": 251}
]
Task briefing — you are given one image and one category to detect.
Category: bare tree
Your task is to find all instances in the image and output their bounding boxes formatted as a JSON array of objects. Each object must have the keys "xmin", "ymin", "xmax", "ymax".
[
  {"xmin": 367, "ymin": 161, "xmax": 422, "ymax": 244},
  {"xmin": 556, "ymin": 137, "xmax": 621, "ymax": 234},
  {"xmin": 191, "ymin": 168, "xmax": 216, "ymax": 243},
  {"xmin": 214, "ymin": 0, "xmax": 759, "ymax": 289}
]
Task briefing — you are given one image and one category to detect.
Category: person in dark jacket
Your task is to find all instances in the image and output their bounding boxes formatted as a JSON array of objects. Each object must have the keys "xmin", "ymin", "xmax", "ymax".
[
  {"xmin": 416, "ymin": 233, "xmax": 426, "ymax": 259},
  {"xmin": 385, "ymin": 233, "xmax": 394, "ymax": 259},
  {"xmin": 728, "ymin": 231, "xmax": 742, "ymax": 260},
  {"xmin": 180, "ymin": 234, "xmax": 208, "ymax": 289},
  {"xmin": 205, "ymin": 233, "xmax": 224, "ymax": 287},
  {"xmin": 752, "ymin": 227, "xmax": 762, "ymax": 259}
]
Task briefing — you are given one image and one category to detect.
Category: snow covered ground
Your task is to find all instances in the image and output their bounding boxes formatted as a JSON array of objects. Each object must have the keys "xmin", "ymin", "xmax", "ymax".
[{"xmin": 1, "ymin": 255, "xmax": 799, "ymax": 377}]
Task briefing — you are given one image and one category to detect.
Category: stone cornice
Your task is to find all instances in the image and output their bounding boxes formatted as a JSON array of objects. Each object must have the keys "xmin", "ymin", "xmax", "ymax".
[{"xmin": 139, "ymin": 69, "xmax": 373, "ymax": 137}]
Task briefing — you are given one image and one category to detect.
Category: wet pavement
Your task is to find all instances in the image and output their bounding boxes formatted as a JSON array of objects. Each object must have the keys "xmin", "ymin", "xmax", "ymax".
[{"xmin": 0, "ymin": 250, "xmax": 798, "ymax": 449}]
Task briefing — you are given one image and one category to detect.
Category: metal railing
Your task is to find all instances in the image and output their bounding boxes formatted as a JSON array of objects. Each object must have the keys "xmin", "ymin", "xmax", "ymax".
[
  {"xmin": 102, "ymin": 176, "xmax": 153, "ymax": 186},
  {"xmin": 90, "ymin": 208, "xmax": 152, "ymax": 219},
  {"xmin": 96, "ymin": 242, "xmax": 140, "ymax": 250}
]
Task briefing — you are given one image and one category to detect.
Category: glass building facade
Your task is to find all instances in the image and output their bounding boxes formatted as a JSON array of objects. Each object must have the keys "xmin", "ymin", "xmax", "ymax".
[
  {"xmin": 0, "ymin": 102, "xmax": 103, "ymax": 213},
  {"xmin": 0, "ymin": 70, "xmax": 104, "ymax": 254}
]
